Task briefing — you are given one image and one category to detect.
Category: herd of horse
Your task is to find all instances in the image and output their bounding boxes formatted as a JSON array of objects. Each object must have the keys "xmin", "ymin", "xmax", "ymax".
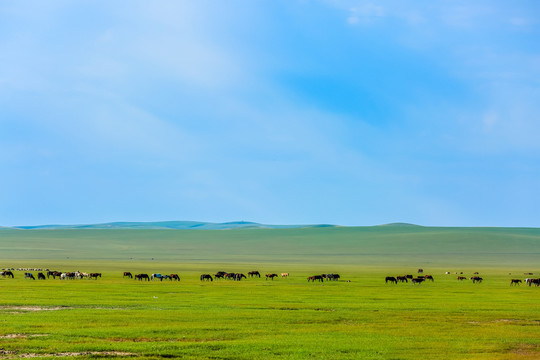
[
  {"xmin": 197, "ymin": 271, "xmax": 292, "ymax": 282},
  {"xmin": 3, "ymin": 269, "xmax": 539, "ymax": 287},
  {"xmin": 1, "ymin": 270, "xmax": 101, "ymax": 280},
  {"xmin": 385, "ymin": 274, "xmax": 435, "ymax": 284},
  {"xmin": 123, "ymin": 272, "xmax": 180, "ymax": 281}
]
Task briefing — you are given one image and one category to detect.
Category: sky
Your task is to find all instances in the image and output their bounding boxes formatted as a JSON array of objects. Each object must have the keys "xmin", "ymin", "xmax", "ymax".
[{"xmin": 1, "ymin": 1, "xmax": 539, "ymax": 227}]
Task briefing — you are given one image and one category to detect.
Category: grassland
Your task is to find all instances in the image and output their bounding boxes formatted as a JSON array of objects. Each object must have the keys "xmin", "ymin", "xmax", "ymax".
[{"xmin": 0, "ymin": 226, "xmax": 539, "ymax": 359}]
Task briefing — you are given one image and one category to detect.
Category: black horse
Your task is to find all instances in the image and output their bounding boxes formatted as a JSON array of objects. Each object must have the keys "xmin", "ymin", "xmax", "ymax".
[
  {"xmin": 266, "ymin": 273, "xmax": 278, "ymax": 280},
  {"xmin": 385, "ymin": 276, "xmax": 397, "ymax": 284},
  {"xmin": 200, "ymin": 274, "xmax": 213, "ymax": 281},
  {"xmin": 248, "ymin": 271, "xmax": 260, "ymax": 278},
  {"xmin": 234, "ymin": 273, "xmax": 247, "ymax": 281},
  {"xmin": 135, "ymin": 273, "xmax": 150, "ymax": 281},
  {"xmin": 37, "ymin": 272, "xmax": 46, "ymax": 280}
]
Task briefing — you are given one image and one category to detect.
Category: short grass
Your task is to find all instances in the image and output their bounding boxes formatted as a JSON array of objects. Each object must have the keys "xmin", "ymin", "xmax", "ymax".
[{"xmin": 0, "ymin": 227, "xmax": 539, "ymax": 359}]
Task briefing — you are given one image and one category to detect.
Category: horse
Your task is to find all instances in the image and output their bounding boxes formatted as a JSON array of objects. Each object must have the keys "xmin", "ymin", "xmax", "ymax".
[
  {"xmin": 406, "ymin": 275, "xmax": 413, "ymax": 279},
  {"xmin": 330, "ymin": 274, "xmax": 340, "ymax": 281},
  {"xmin": 37, "ymin": 272, "xmax": 46, "ymax": 280},
  {"xmin": 417, "ymin": 268, "xmax": 423, "ymax": 273},
  {"xmin": 528, "ymin": 279, "xmax": 540, "ymax": 287},
  {"xmin": 308, "ymin": 275, "xmax": 324, "ymax": 282},
  {"xmin": 424, "ymin": 275, "xmax": 434, "ymax": 282},
  {"xmin": 224, "ymin": 273, "xmax": 235, "ymax": 280},
  {"xmin": 396, "ymin": 276, "xmax": 408, "ymax": 283},
  {"xmin": 266, "ymin": 273, "xmax": 278, "ymax": 280},
  {"xmin": 89, "ymin": 273, "xmax": 101, "ymax": 280},
  {"xmin": 411, "ymin": 278, "xmax": 424, "ymax": 285},
  {"xmin": 457, "ymin": 276, "xmax": 467, "ymax": 281},
  {"xmin": 169, "ymin": 274, "xmax": 180, "ymax": 281},
  {"xmin": 510, "ymin": 279, "xmax": 522, "ymax": 286},
  {"xmin": 135, "ymin": 273, "xmax": 150, "ymax": 281},
  {"xmin": 200, "ymin": 274, "xmax": 213, "ymax": 281},
  {"xmin": 123, "ymin": 272, "xmax": 133, "ymax": 279},
  {"xmin": 234, "ymin": 273, "xmax": 246, "ymax": 281},
  {"xmin": 2, "ymin": 270, "xmax": 14, "ymax": 278},
  {"xmin": 151, "ymin": 273, "xmax": 165, "ymax": 281},
  {"xmin": 25, "ymin": 272, "xmax": 35, "ymax": 280},
  {"xmin": 385, "ymin": 276, "xmax": 397, "ymax": 284},
  {"xmin": 47, "ymin": 271, "xmax": 61, "ymax": 279},
  {"xmin": 214, "ymin": 273, "xmax": 224, "ymax": 279},
  {"xmin": 248, "ymin": 271, "xmax": 260, "ymax": 278},
  {"xmin": 470, "ymin": 276, "xmax": 483, "ymax": 283},
  {"xmin": 281, "ymin": 273, "xmax": 289, "ymax": 278}
]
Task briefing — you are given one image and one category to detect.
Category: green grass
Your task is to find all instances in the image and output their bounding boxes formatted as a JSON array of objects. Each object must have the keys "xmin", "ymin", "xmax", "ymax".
[{"xmin": 0, "ymin": 227, "xmax": 539, "ymax": 359}]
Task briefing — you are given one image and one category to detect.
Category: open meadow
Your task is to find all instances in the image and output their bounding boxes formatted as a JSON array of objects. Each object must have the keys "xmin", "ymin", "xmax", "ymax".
[{"xmin": 0, "ymin": 226, "xmax": 539, "ymax": 359}]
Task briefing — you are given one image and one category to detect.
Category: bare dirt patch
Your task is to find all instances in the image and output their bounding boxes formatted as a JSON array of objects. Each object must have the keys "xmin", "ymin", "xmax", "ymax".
[
  {"xmin": 0, "ymin": 350, "xmax": 136, "ymax": 358},
  {"xmin": 0, "ymin": 306, "xmax": 72, "ymax": 312},
  {"xmin": 0, "ymin": 334, "xmax": 47, "ymax": 339}
]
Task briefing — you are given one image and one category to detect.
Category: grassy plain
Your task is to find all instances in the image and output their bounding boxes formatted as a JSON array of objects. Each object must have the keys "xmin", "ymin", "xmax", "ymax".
[{"xmin": 0, "ymin": 226, "xmax": 539, "ymax": 359}]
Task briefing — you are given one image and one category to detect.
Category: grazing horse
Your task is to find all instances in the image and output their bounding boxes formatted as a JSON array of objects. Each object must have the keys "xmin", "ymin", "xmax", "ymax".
[
  {"xmin": 123, "ymin": 272, "xmax": 133, "ymax": 279},
  {"xmin": 406, "ymin": 275, "xmax": 413, "ymax": 279},
  {"xmin": 281, "ymin": 273, "xmax": 289, "ymax": 278},
  {"xmin": 417, "ymin": 268, "xmax": 423, "ymax": 273},
  {"xmin": 200, "ymin": 274, "xmax": 213, "ymax": 281},
  {"xmin": 2, "ymin": 270, "xmax": 14, "ymax": 278},
  {"xmin": 169, "ymin": 274, "xmax": 180, "ymax": 281},
  {"xmin": 37, "ymin": 272, "xmax": 46, "ymax": 280},
  {"xmin": 25, "ymin": 272, "xmax": 35, "ymax": 280},
  {"xmin": 89, "ymin": 273, "xmax": 101, "ymax": 280},
  {"xmin": 234, "ymin": 273, "xmax": 246, "ymax": 281},
  {"xmin": 135, "ymin": 273, "xmax": 150, "ymax": 281},
  {"xmin": 396, "ymin": 276, "xmax": 408, "ymax": 283},
  {"xmin": 528, "ymin": 279, "xmax": 540, "ymax": 287},
  {"xmin": 308, "ymin": 275, "xmax": 324, "ymax": 282},
  {"xmin": 470, "ymin": 276, "xmax": 483, "ymax": 283},
  {"xmin": 424, "ymin": 275, "xmax": 434, "ymax": 282},
  {"xmin": 457, "ymin": 276, "xmax": 467, "ymax": 281},
  {"xmin": 248, "ymin": 271, "xmax": 260, "ymax": 278},
  {"xmin": 510, "ymin": 279, "xmax": 522, "ymax": 286},
  {"xmin": 48, "ymin": 271, "xmax": 62, "ymax": 279},
  {"xmin": 411, "ymin": 278, "xmax": 424, "ymax": 285},
  {"xmin": 151, "ymin": 273, "xmax": 165, "ymax": 281},
  {"xmin": 385, "ymin": 276, "xmax": 397, "ymax": 284},
  {"xmin": 266, "ymin": 273, "xmax": 278, "ymax": 280},
  {"xmin": 214, "ymin": 273, "xmax": 224, "ymax": 279}
]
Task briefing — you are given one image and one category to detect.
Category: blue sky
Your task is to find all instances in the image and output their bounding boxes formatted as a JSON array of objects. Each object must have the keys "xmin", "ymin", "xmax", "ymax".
[{"xmin": 1, "ymin": 1, "xmax": 539, "ymax": 227}]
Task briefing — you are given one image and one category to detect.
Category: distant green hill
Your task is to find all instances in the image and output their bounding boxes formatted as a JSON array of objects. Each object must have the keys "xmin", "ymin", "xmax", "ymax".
[
  {"xmin": 1, "ymin": 225, "xmax": 539, "ymax": 268},
  {"xmin": 13, "ymin": 221, "xmax": 336, "ymax": 230}
]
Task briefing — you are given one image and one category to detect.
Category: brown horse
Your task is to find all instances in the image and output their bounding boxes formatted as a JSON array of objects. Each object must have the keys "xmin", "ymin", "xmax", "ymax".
[
  {"xmin": 417, "ymin": 268, "xmax": 423, "ymax": 273},
  {"xmin": 385, "ymin": 276, "xmax": 397, "ymax": 284},
  {"xmin": 308, "ymin": 275, "xmax": 324, "ymax": 282},
  {"xmin": 169, "ymin": 274, "xmax": 180, "ymax": 281},
  {"xmin": 457, "ymin": 276, "xmax": 467, "ymax": 281},
  {"xmin": 248, "ymin": 271, "xmax": 260, "ymax": 278},
  {"xmin": 123, "ymin": 272, "xmax": 133, "ymax": 279},
  {"xmin": 89, "ymin": 273, "xmax": 101, "ymax": 280},
  {"xmin": 266, "ymin": 273, "xmax": 278, "ymax": 280},
  {"xmin": 510, "ymin": 279, "xmax": 522, "ymax": 286},
  {"xmin": 396, "ymin": 276, "xmax": 408, "ymax": 283},
  {"xmin": 424, "ymin": 275, "xmax": 434, "ymax": 282}
]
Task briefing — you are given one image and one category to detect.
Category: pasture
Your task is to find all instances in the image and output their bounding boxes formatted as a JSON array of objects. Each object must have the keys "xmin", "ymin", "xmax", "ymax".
[{"xmin": 0, "ymin": 226, "xmax": 539, "ymax": 359}]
